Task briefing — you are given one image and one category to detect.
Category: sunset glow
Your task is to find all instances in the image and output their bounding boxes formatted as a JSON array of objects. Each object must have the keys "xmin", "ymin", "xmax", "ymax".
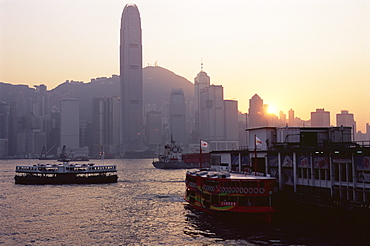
[{"xmin": 1, "ymin": 0, "xmax": 369, "ymax": 131}]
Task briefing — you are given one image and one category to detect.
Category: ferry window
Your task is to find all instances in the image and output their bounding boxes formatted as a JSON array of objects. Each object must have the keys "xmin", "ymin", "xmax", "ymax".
[
  {"xmin": 252, "ymin": 182, "xmax": 257, "ymax": 188},
  {"xmin": 239, "ymin": 196, "xmax": 246, "ymax": 206},
  {"xmin": 229, "ymin": 196, "xmax": 238, "ymax": 202},
  {"xmin": 255, "ymin": 196, "xmax": 269, "ymax": 206},
  {"xmin": 260, "ymin": 182, "xmax": 264, "ymax": 188},
  {"xmin": 211, "ymin": 195, "xmax": 219, "ymax": 204}
]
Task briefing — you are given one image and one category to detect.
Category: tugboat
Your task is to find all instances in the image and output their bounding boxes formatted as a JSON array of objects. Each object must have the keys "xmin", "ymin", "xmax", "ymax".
[
  {"xmin": 152, "ymin": 137, "xmax": 210, "ymax": 169},
  {"xmin": 14, "ymin": 147, "xmax": 118, "ymax": 184},
  {"xmin": 184, "ymin": 163, "xmax": 277, "ymax": 222},
  {"xmin": 152, "ymin": 137, "xmax": 185, "ymax": 169}
]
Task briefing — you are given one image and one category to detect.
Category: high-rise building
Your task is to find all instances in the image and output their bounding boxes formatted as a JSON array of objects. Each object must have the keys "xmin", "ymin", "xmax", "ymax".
[
  {"xmin": 0, "ymin": 102, "xmax": 10, "ymax": 157},
  {"xmin": 145, "ymin": 111, "xmax": 162, "ymax": 148},
  {"xmin": 200, "ymin": 85, "xmax": 225, "ymax": 141},
  {"xmin": 60, "ymin": 98, "xmax": 79, "ymax": 148},
  {"xmin": 288, "ymin": 108, "xmax": 295, "ymax": 127},
  {"xmin": 194, "ymin": 67, "xmax": 210, "ymax": 131},
  {"xmin": 224, "ymin": 100, "xmax": 238, "ymax": 141},
  {"xmin": 336, "ymin": 110, "xmax": 356, "ymax": 132},
  {"xmin": 311, "ymin": 108, "xmax": 330, "ymax": 127},
  {"xmin": 169, "ymin": 89, "xmax": 187, "ymax": 145},
  {"xmin": 248, "ymin": 94, "xmax": 265, "ymax": 128},
  {"xmin": 120, "ymin": 4, "xmax": 143, "ymax": 153},
  {"xmin": 92, "ymin": 97, "xmax": 120, "ymax": 157}
]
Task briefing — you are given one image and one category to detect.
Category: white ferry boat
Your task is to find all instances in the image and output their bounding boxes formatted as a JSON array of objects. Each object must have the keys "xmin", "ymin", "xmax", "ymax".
[{"xmin": 14, "ymin": 160, "xmax": 118, "ymax": 185}]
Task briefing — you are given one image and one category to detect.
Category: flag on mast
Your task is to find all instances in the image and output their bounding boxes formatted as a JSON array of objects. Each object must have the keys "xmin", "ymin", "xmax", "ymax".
[
  {"xmin": 201, "ymin": 140, "xmax": 208, "ymax": 148},
  {"xmin": 255, "ymin": 136, "xmax": 263, "ymax": 147}
]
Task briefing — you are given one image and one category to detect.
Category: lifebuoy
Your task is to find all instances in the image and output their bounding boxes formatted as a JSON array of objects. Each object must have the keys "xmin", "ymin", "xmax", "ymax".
[
  {"xmin": 259, "ymin": 188, "xmax": 265, "ymax": 194},
  {"xmin": 254, "ymin": 188, "xmax": 259, "ymax": 194},
  {"xmin": 249, "ymin": 188, "xmax": 253, "ymax": 194},
  {"xmin": 244, "ymin": 188, "xmax": 249, "ymax": 194}
]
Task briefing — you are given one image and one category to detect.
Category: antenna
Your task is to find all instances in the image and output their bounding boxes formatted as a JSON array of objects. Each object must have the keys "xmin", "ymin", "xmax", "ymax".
[{"xmin": 201, "ymin": 58, "xmax": 203, "ymax": 71}]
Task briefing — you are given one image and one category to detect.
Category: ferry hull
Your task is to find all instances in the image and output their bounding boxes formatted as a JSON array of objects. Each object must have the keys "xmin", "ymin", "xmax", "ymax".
[
  {"xmin": 185, "ymin": 198, "xmax": 275, "ymax": 222},
  {"xmin": 14, "ymin": 174, "xmax": 118, "ymax": 185}
]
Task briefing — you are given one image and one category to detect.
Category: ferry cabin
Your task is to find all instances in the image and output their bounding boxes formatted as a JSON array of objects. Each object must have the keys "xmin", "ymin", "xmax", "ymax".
[
  {"xmin": 185, "ymin": 170, "xmax": 276, "ymax": 214},
  {"xmin": 15, "ymin": 162, "xmax": 117, "ymax": 184}
]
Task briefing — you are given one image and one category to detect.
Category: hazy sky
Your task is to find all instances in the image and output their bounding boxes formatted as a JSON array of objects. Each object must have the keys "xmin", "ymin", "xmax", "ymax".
[{"xmin": 1, "ymin": 0, "xmax": 369, "ymax": 131}]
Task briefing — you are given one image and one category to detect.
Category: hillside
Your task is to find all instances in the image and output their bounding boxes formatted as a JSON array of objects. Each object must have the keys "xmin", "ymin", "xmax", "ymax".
[{"xmin": 1, "ymin": 66, "xmax": 195, "ymax": 122}]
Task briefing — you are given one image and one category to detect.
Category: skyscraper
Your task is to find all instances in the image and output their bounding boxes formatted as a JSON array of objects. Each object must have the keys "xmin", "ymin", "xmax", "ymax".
[
  {"xmin": 92, "ymin": 97, "xmax": 120, "ymax": 157},
  {"xmin": 311, "ymin": 108, "xmax": 330, "ymax": 127},
  {"xmin": 200, "ymin": 85, "xmax": 225, "ymax": 141},
  {"xmin": 248, "ymin": 94, "xmax": 265, "ymax": 128},
  {"xmin": 336, "ymin": 110, "xmax": 356, "ymax": 134},
  {"xmin": 194, "ymin": 67, "xmax": 210, "ymax": 131},
  {"xmin": 169, "ymin": 89, "xmax": 187, "ymax": 145},
  {"xmin": 120, "ymin": 4, "xmax": 143, "ymax": 153},
  {"xmin": 60, "ymin": 98, "xmax": 79, "ymax": 148}
]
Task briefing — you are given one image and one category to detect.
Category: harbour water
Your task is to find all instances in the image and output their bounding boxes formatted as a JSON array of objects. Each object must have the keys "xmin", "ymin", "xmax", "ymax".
[{"xmin": 0, "ymin": 159, "xmax": 368, "ymax": 245}]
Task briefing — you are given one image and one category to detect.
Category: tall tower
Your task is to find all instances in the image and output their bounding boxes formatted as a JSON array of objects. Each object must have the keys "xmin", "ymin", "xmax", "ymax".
[
  {"xmin": 60, "ymin": 98, "xmax": 79, "ymax": 148},
  {"xmin": 194, "ymin": 65, "xmax": 210, "ymax": 131},
  {"xmin": 248, "ymin": 94, "xmax": 265, "ymax": 128},
  {"xmin": 200, "ymin": 85, "xmax": 225, "ymax": 141},
  {"xmin": 120, "ymin": 4, "xmax": 143, "ymax": 153},
  {"xmin": 169, "ymin": 89, "xmax": 187, "ymax": 145}
]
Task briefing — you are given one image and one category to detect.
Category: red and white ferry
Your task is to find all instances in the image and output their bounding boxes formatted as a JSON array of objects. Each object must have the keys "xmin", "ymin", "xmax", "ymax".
[{"xmin": 184, "ymin": 164, "xmax": 277, "ymax": 221}]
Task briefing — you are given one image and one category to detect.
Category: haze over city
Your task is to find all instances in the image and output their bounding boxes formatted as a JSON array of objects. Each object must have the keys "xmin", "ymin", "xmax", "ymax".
[{"xmin": 1, "ymin": 0, "xmax": 369, "ymax": 131}]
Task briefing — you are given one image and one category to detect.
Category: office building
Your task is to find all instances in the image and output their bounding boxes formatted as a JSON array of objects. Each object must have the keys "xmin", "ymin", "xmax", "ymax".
[
  {"xmin": 311, "ymin": 108, "xmax": 330, "ymax": 127},
  {"xmin": 120, "ymin": 4, "xmax": 143, "ymax": 153},
  {"xmin": 169, "ymin": 89, "xmax": 187, "ymax": 144},
  {"xmin": 60, "ymin": 98, "xmax": 79, "ymax": 148},
  {"xmin": 194, "ymin": 67, "xmax": 210, "ymax": 131},
  {"xmin": 200, "ymin": 85, "xmax": 225, "ymax": 141}
]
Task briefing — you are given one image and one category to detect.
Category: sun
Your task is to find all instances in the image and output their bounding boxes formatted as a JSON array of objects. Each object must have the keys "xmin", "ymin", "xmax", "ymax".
[{"xmin": 267, "ymin": 105, "xmax": 278, "ymax": 115}]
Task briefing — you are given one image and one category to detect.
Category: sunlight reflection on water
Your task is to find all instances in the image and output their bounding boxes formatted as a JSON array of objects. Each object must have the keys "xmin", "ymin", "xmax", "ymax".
[{"xmin": 0, "ymin": 159, "xmax": 365, "ymax": 245}]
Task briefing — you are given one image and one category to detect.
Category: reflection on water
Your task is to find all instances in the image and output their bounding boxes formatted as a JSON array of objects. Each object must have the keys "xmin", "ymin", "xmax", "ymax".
[{"xmin": 0, "ymin": 159, "xmax": 367, "ymax": 245}]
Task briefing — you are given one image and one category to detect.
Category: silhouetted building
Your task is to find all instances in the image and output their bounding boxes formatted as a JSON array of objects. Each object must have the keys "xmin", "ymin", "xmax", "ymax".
[
  {"xmin": 92, "ymin": 97, "xmax": 120, "ymax": 157},
  {"xmin": 311, "ymin": 108, "xmax": 330, "ymax": 127},
  {"xmin": 120, "ymin": 4, "xmax": 143, "ymax": 153},
  {"xmin": 194, "ymin": 67, "xmax": 210, "ymax": 131},
  {"xmin": 336, "ymin": 110, "xmax": 356, "ymax": 135},
  {"xmin": 60, "ymin": 98, "xmax": 79, "ymax": 148},
  {"xmin": 169, "ymin": 89, "xmax": 187, "ymax": 144},
  {"xmin": 248, "ymin": 94, "xmax": 265, "ymax": 128},
  {"xmin": 0, "ymin": 102, "xmax": 10, "ymax": 157},
  {"xmin": 145, "ymin": 111, "xmax": 162, "ymax": 149},
  {"xmin": 224, "ymin": 100, "xmax": 238, "ymax": 141},
  {"xmin": 200, "ymin": 85, "xmax": 225, "ymax": 141}
]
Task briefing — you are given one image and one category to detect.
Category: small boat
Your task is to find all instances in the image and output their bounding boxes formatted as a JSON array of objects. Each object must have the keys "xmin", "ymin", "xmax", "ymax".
[
  {"xmin": 152, "ymin": 139, "xmax": 185, "ymax": 169},
  {"xmin": 14, "ymin": 160, "xmax": 118, "ymax": 185},
  {"xmin": 184, "ymin": 165, "xmax": 277, "ymax": 222},
  {"xmin": 152, "ymin": 138, "xmax": 210, "ymax": 169}
]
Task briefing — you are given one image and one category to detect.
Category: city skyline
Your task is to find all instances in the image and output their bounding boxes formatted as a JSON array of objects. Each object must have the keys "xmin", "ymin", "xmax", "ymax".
[{"xmin": 1, "ymin": 0, "xmax": 369, "ymax": 131}]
